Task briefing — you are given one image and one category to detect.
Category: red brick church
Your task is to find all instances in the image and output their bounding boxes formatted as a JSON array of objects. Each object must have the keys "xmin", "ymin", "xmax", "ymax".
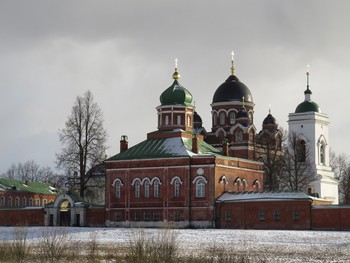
[{"xmin": 104, "ymin": 59, "xmax": 289, "ymax": 228}]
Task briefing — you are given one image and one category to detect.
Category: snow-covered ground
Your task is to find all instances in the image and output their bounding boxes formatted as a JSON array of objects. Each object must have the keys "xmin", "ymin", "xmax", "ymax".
[{"xmin": 1, "ymin": 227, "xmax": 350, "ymax": 262}]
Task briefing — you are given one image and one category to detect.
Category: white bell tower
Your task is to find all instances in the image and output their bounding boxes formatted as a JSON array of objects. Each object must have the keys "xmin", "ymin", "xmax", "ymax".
[{"xmin": 288, "ymin": 67, "xmax": 338, "ymax": 204}]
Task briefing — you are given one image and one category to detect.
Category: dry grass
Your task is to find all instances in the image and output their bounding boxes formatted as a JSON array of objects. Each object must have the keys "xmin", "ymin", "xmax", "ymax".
[{"xmin": 0, "ymin": 227, "xmax": 349, "ymax": 262}]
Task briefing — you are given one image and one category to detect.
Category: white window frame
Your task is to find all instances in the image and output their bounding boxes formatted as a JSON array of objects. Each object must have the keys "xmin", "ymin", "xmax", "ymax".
[{"xmin": 196, "ymin": 179, "xmax": 206, "ymax": 198}]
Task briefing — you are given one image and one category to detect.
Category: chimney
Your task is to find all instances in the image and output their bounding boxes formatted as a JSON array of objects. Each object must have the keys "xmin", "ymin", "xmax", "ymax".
[
  {"xmin": 120, "ymin": 135, "xmax": 129, "ymax": 153},
  {"xmin": 192, "ymin": 134, "xmax": 198, "ymax": 154},
  {"xmin": 222, "ymin": 139, "xmax": 229, "ymax": 156}
]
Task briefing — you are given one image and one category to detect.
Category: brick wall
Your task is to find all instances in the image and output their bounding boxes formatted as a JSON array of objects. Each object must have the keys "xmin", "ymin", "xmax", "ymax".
[
  {"xmin": 0, "ymin": 208, "xmax": 44, "ymax": 226},
  {"xmin": 311, "ymin": 206, "xmax": 350, "ymax": 230},
  {"xmin": 86, "ymin": 207, "xmax": 106, "ymax": 226},
  {"xmin": 217, "ymin": 200, "xmax": 311, "ymax": 230}
]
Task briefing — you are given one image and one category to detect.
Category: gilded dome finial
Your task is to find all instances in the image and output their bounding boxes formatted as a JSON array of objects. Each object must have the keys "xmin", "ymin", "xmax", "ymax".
[
  {"xmin": 172, "ymin": 58, "xmax": 180, "ymax": 80},
  {"xmin": 269, "ymin": 104, "xmax": 271, "ymax": 115},
  {"xmin": 231, "ymin": 51, "xmax": 235, "ymax": 76},
  {"xmin": 242, "ymin": 96, "xmax": 245, "ymax": 109}
]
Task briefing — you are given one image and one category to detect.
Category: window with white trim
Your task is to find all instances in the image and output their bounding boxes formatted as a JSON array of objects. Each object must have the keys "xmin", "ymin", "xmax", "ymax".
[
  {"xmin": 36, "ymin": 198, "xmax": 40, "ymax": 206},
  {"xmin": 177, "ymin": 115, "xmax": 181, "ymax": 125},
  {"xmin": 196, "ymin": 179, "xmax": 206, "ymax": 197},
  {"xmin": 229, "ymin": 112, "xmax": 235, "ymax": 124},
  {"xmin": 8, "ymin": 196, "xmax": 12, "ymax": 207},
  {"xmin": 22, "ymin": 197, "xmax": 26, "ymax": 207},
  {"xmin": 15, "ymin": 197, "xmax": 19, "ymax": 207},
  {"xmin": 0, "ymin": 196, "xmax": 4, "ymax": 206},
  {"xmin": 144, "ymin": 181, "xmax": 150, "ymax": 198},
  {"xmin": 213, "ymin": 112, "xmax": 217, "ymax": 126},
  {"xmin": 115, "ymin": 180, "xmax": 121, "ymax": 199},
  {"xmin": 174, "ymin": 178, "xmax": 181, "ymax": 197},
  {"xmin": 29, "ymin": 198, "xmax": 33, "ymax": 206},
  {"xmin": 219, "ymin": 112, "xmax": 226, "ymax": 125},
  {"xmin": 165, "ymin": 115, "xmax": 169, "ymax": 126},
  {"xmin": 153, "ymin": 180, "xmax": 159, "ymax": 198},
  {"xmin": 135, "ymin": 181, "xmax": 141, "ymax": 198}
]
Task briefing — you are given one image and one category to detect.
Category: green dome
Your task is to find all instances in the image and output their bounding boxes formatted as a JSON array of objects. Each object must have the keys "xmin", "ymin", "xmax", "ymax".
[
  {"xmin": 295, "ymin": 101, "xmax": 321, "ymax": 113},
  {"xmin": 160, "ymin": 80, "xmax": 193, "ymax": 106}
]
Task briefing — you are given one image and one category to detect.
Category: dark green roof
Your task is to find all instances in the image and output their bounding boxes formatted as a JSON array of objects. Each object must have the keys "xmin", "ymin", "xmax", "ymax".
[
  {"xmin": 108, "ymin": 136, "xmax": 221, "ymax": 161},
  {"xmin": 160, "ymin": 80, "xmax": 193, "ymax": 106},
  {"xmin": 295, "ymin": 101, "xmax": 321, "ymax": 113},
  {"xmin": 0, "ymin": 178, "xmax": 60, "ymax": 195}
]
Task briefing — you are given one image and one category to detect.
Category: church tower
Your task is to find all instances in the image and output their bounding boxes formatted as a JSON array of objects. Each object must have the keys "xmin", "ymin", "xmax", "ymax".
[
  {"xmin": 157, "ymin": 59, "xmax": 194, "ymax": 132},
  {"xmin": 206, "ymin": 52, "xmax": 256, "ymax": 159},
  {"xmin": 288, "ymin": 67, "xmax": 338, "ymax": 204}
]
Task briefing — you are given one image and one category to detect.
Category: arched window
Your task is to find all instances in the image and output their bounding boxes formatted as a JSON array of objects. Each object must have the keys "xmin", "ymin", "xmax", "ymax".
[
  {"xmin": 213, "ymin": 112, "xmax": 217, "ymax": 126},
  {"xmin": 298, "ymin": 140, "xmax": 306, "ymax": 162},
  {"xmin": 36, "ymin": 198, "xmax": 40, "ymax": 206},
  {"xmin": 219, "ymin": 112, "xmax": 226, "ymax": 125},
  {"xmin": 320, "ymin": 144, "xmax": 325, "ymax": 164},
  {"xmin": 177, "ymin": 115, "xmax": 181, "ymax": 126},
  {"xmin": 15, "ymin": 197, "xmax": 19, "ymax": 207},
  {"xmin": 22, "ymin": 197, "xmax": 26, "ymax": 207},
  {"xmin": 174, "ymin": 179, "xmax": 181, "ymax": 197},
  {"xmin": 135, "ymin": 181, "xmax": 141, "ymax": 198},
  {"xmin": 29, "ymin": 198, "xmax": 33, "ymax": 206},
  {"xmin": 229, "ymin": 112, "xmax": 235, "ymax": 124},
  {"xmin": 165, "ymin": 115, "xmax": 169, "ymax": 126},
  {"xmin": 196, "ymin": 179, "xmax": 206, "ymax": 197},
  {"xmin": 253, "ymin": 179, "xmax": 261, "ymax": 190},
  {"xmin": 144, "ymin": 180, "xmax": 150, "ymax": 198},
  {"xmin": 43, "ymin": 199, "xmax": 47, "ymax": 206},
  {"xmin": 8, "ymin": 196, "xmax": 12, "ymax": 207},
  {"xmin": 115, "ymin": 180, "xmax": 121, "ymax": 199},
  {"xmin": 0, "ymin": 196, "xmax": 4, "ymax": 206},
  {"xmin": 153, "ymin": 180, "xmax": 159, "ymax": 198}
]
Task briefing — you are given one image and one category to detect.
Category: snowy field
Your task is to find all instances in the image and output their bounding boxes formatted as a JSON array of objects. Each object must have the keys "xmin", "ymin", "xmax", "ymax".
[{"xmin": 1, "ymin": 227, "xmax": 350, "ymax": 262}]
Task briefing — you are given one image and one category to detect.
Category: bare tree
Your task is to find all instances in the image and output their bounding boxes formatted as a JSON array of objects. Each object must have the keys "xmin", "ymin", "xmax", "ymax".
[
  {"xmin": 3, "ymin": 160, "xmax": 56, "ymax": 183},
  {"xmin": 255, "ymin": 129, "xmax": 286, "ymax": 190},
  {"xmin": 279, "ymin": 132, "xmax": 316, "ymax": 192},
  {"xmin": 330, "ymin": 150, "xmax": 350, "ymax": 204},
  {"xmin": 56, "ymin": 90, "xmax": 107, "ymax": 198}
]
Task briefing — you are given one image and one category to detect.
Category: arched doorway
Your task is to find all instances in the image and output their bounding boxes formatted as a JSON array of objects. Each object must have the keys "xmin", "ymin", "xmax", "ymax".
[{"xmin": 59, "ymin": 200, "xmax": 71, "ymax": 226}]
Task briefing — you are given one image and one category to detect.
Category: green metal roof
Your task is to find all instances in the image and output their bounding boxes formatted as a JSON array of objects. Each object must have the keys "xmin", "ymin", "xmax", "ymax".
[
  {"xmin": 295, "ymin": 101, "xmax": 321, "ymax": 113},
  {"xmin": 108, "ymin": 136, "xmax": 221, "ymax": 161},
  {"xmin": 160, "ymin": 80, "xmax": 193, "ymax": 106},
  {"xmin": 0, "ymin": 178, "xmax": 60, "ymax": 195}
]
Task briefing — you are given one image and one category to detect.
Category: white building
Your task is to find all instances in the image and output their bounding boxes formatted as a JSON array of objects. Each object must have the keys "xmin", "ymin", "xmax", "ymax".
[{"xmin": 288, "ymin": 70, "xmax": 338, "ymax": 204}]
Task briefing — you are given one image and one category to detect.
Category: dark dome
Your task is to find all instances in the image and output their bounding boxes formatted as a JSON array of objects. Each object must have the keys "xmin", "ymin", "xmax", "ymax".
[
  {"xmin": 263, "ymin": 114, "xmax": 277, "ymax": 125},
  {"xmin": 295, "ymin": 101, "xmax": 320, "ymax": 113},
  {"xmin": 160, "ymin": 80, "xmax": 193, "ymax": 106},
  {"xmin": 212, "ymin": 75, "xmax": 253, "ymax": 104},
  {"xmin": 193, "ymin": 111, "xmax": 202, "ymax": 123}
]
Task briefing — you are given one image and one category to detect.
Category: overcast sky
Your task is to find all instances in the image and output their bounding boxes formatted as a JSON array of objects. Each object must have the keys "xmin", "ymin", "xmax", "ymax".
[{"xmin": 0, "ymin": 1, "xmax": 349, "ymax": 173}]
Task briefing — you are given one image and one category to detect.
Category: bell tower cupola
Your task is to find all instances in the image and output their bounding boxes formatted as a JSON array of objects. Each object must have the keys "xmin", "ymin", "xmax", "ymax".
[{"xmin": 157, "ymin": 59, "xmax": 194, "ymax": 132}]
